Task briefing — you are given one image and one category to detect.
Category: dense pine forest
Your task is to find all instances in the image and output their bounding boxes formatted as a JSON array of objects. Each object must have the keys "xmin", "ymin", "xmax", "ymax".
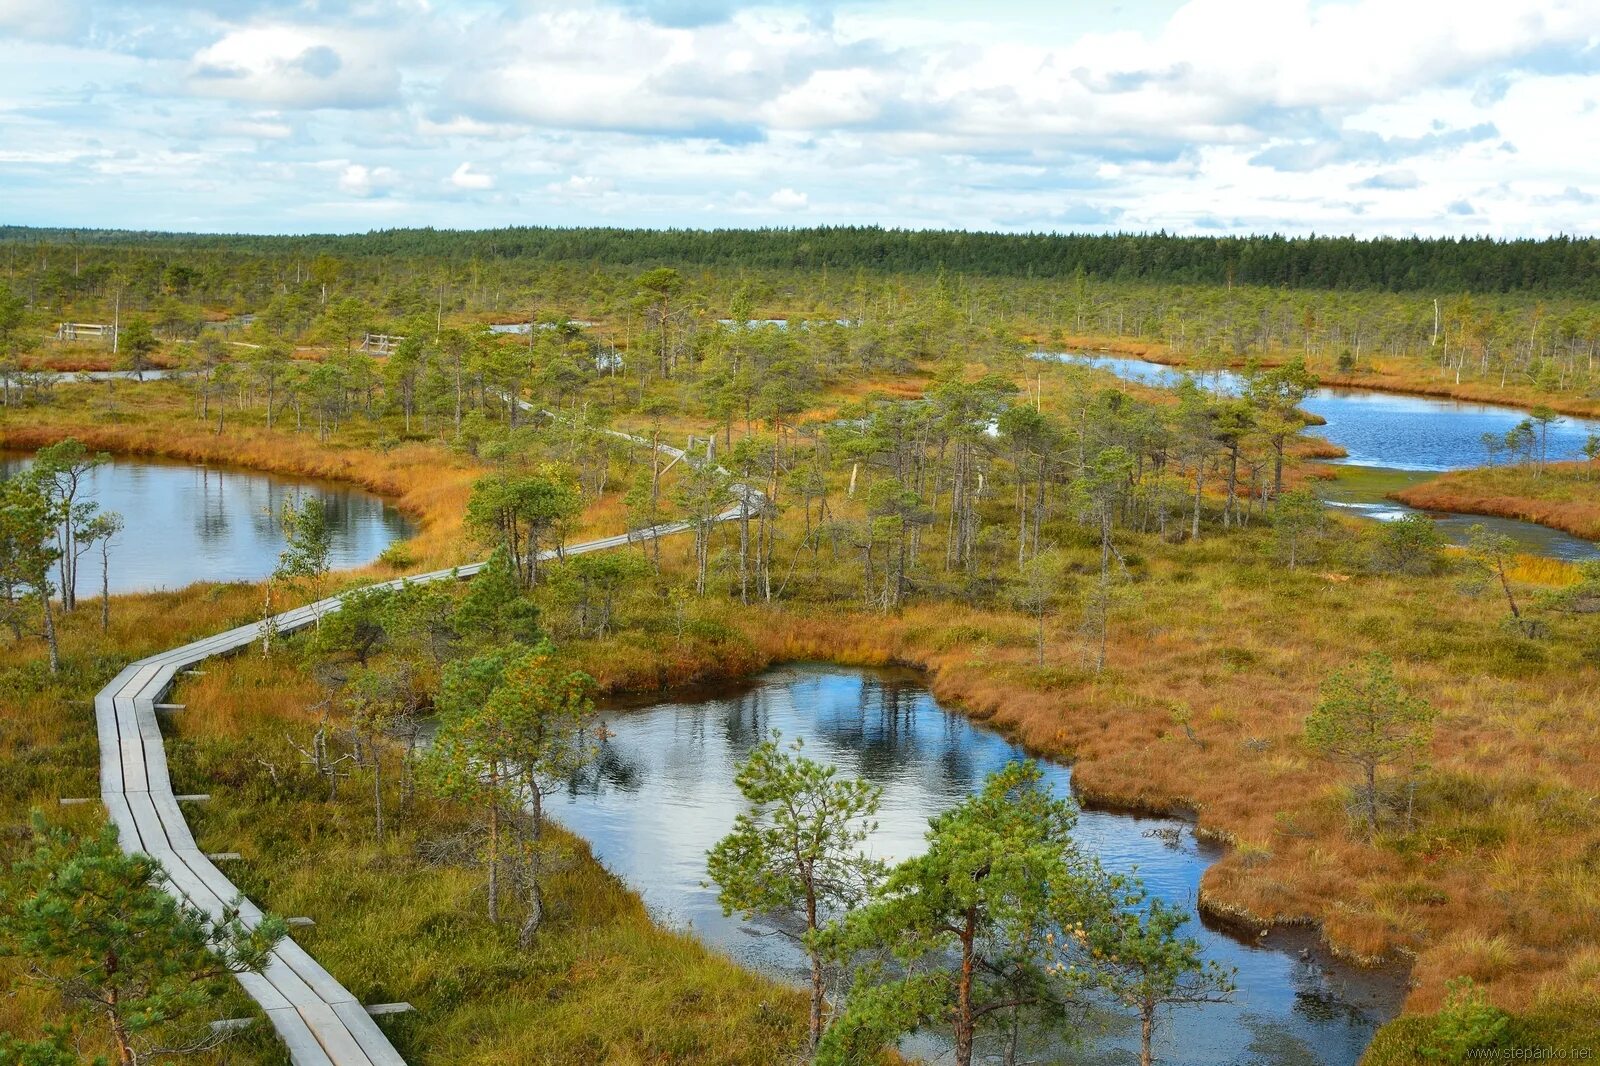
[{"xmin": 5, "ymin": 224, "xmax": 1600, "ymax": 293}]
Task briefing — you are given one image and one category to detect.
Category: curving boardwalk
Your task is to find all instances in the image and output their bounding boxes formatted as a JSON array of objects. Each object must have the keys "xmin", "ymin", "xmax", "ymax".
[{"xmin": 96, "ymin": 510, "xmax": 747, "ymax": 1064}]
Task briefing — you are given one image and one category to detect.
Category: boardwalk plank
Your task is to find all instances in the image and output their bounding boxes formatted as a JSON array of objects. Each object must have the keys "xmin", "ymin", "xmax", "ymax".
[
  {"xmin": 297, "ymin": 1002, "xmax": 377, "ymax": 1066},
  {"xmin": 262, "ymin": 1009, "xmax": 338, "ymax": 1066},
  {"xmin": 88, "ymin": 421, "xmax": 745, "ymax": 1065},
  {"xmin": 332, "ymin": 1002, "xmax": 409, "ymax": 1066}
]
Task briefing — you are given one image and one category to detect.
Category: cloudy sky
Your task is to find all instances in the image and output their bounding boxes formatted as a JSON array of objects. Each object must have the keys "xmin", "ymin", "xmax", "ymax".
[{"xmin": 0, "ymin": 0, "xmax": 1597, "ymax": 236}]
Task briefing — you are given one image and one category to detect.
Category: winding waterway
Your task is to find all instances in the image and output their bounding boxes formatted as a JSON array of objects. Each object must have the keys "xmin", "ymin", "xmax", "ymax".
[
  {"xmin": 1048, "ymin": 353, "xmax": 1600, "ymax": 559},
  {"xmin": 559, "ymin": 664, "xmax": 1406, "ymax": 1066},
  {"xmin": 0, "ymin": 452, "xmax": 413, "ymax": 594}
]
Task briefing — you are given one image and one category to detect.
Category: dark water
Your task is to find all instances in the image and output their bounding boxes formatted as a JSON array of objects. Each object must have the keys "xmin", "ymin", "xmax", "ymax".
[
  {"xmin": 1, "ymin": 452, "xmax": 413, "ymax": 594},
  {"xmin": 1047, "ymin": 353, "xmax": 1600, "ymax": 559},
  {"xmin": 558, "ymin": 664, "xmax": 1404, "ymax": 1066}
]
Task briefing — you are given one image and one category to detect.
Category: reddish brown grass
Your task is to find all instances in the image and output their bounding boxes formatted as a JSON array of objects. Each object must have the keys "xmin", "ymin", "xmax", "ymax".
[
  {"xmin": 1041, "ymin": 332, "xmax": 1600, "ymax": 421},
  {"xmin": 1395, "ymin": 463, "xmax": 1600, "ymax": 541}
]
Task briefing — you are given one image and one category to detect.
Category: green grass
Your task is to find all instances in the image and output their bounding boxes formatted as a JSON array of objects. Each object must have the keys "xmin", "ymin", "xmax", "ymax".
[{"xmin": 1363, "ymin": 1011, "xmax": 1600, "ymax": 1066}]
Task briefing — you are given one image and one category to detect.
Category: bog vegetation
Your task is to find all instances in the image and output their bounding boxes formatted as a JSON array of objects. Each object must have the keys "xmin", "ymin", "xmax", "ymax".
[{"xmin": 1, "ymin": 226, "xmax": 1598, "ymax": 1065}]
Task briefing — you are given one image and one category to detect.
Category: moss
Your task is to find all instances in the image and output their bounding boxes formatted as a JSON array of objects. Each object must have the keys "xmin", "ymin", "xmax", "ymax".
[{"xmin": 1363, "ymin": 1010, "xmax": 1600, "ymax": 1066}]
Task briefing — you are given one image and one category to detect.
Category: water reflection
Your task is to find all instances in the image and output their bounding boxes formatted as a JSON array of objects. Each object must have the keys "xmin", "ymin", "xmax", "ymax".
[
  {"xmin": 1043, "ymin": 353, "xmax": 1600, "ymax": 560},
  {"xmin": 1047, "ymin": 353, "xmax": 1600, "ymax": 471},
  {"xmin": 555, "ymin": 664, "xmax": 1404, "ymax": 1066},
  {"xmin": 1321, "ymin": 466, "xmax": 1600, "ymax": 562},
  {"xmin": 0, "ymin": 453, "xmax": 413, "ymax": 594}
]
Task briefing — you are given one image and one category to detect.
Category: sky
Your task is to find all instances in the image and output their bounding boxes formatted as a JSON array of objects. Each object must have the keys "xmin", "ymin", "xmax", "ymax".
[{"xmin": 0, "ymin": 0, "xmax": 1597, "ymax": 237}]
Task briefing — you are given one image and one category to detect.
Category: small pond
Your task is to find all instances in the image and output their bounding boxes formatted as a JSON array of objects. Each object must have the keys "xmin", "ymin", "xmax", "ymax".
[
  {"xmin": 1043, "ymin": 353, "xmax": 1600, "ymax": 559},
  {"xmin": 0, "ymin": 452, "xmax": 413, "ymax": 594},
  {"xmin": 557, "ymin": 664, "xmax": 1405, "ymax": 1066},
  {"xmin": 1051, "ymin": 353, "xmax": 1600, "ymax": 471}
]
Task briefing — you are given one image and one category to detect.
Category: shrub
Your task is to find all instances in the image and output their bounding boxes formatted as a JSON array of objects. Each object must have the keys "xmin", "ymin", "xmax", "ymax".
[
  {"xmin": 1419, "ymin": 977, "xmax": 1509, "ymax": 1063},
  {"xmin": 377, "ymin": 541, "xmax": 417, "ymax": 570},
  {"xmin": 1366, "ymin": 514, "xmax": 1448, "ymax": 576}
]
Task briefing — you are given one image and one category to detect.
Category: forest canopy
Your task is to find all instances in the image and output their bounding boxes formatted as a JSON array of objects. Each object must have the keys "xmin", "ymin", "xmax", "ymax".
[{"xmin": 3, "ymin": 225, "xmax": 1597, "ymax": 295}]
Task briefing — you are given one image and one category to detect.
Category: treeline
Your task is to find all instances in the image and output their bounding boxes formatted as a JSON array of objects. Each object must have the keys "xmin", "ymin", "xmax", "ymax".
[
  {"xmin": 7, "ymin": 234, "xmax": 1600, "ymax": 406},
  {"xmin": 4, "ymin": 225, "xmax": 1599, "ymax": 294}
]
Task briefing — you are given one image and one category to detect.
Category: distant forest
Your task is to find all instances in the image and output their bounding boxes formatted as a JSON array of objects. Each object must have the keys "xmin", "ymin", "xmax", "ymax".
[{"xmin": 3, "ymin": 225, "xmax": 1597, "ymax": 295}]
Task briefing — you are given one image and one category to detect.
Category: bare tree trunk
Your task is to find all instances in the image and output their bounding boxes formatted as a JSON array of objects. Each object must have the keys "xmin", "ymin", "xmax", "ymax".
[
  {"xmin": 1364, "ymin": 763, "xmax": 1379, "ymax": 835},
  {"xmin": 371, "ymin": 741, "xmax": 384, "ymax": 838},
  {"xmin": 518, "ymin": 784, "xmax": 545, "ymax": 948},
  {"xmin": 738, "ymin": 508, "xmax": 749, "ymax": 604},
  {"xmin": 488, "ymin": 778, "xmax": 501, "ymax": 925},
  {"xmin": 41, "ymin": 594, "xmax": 59, "ymax": 674}
]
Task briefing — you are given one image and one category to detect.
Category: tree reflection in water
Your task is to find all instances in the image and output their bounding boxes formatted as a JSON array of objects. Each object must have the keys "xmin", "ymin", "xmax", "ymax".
[{"xmin": 552, "ymin": 664, "xmax": 1405, "ymax": 1066}]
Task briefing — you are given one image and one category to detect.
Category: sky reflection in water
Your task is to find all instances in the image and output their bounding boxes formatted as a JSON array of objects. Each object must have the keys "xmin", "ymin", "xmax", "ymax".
[
  {"xmin": 0, "ymin": 453, "xmax": 412, "ymax": 594},
  {"xmin": 1055, "ymin": 353, "xmax": 1600, "ymax": 472},
  {"xmin": 1049, "ymin": 354, "xmax": 1600, "ymax": 560},
  {"xmin": 557, "ymin": 664, "xmax": 1402, "ymax": 1066}
]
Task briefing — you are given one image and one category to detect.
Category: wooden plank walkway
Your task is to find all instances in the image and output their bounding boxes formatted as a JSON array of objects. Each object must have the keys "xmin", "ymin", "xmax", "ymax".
[
  {"xmin": 93, "ymin": 518, "xmax": 747, "ymax": 1064},
  {"xmin": 63, "ymin": 378, "xmax": 760, "ymax": 1065}
]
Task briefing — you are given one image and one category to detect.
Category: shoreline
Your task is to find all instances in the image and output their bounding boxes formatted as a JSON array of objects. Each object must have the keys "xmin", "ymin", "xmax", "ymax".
[
  {"xmin": 590, "ymin": 635, "xmax": 1416, "ymax": 988},
  {"xmin": 584, "ymin": 658, "xmax": 1410, "ymax": 1056},
  {"xmin": 1393, "ymin": 463, "xmax": 1600, "ymax": 543},
  {"xmin": 1046, "ymin": 339, "xmax": 1600, "ymax": 547},
  {"xmin": 0, "ymin": 388, "xmax": 482, "ymax": 569},
  {"xmin": 1046, "ymin": 334, "xmax": 1600, "ymax": 421}
]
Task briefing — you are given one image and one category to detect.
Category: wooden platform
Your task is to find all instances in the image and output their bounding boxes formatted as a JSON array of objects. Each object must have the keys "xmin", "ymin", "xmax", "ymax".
[
  {"xmin": 91, "ymin": 397, "xmax": 755, "ymax": 1065},
  {"xmin": 93, "ymin": 525, "xmax": 751, "ymax": 1063}
]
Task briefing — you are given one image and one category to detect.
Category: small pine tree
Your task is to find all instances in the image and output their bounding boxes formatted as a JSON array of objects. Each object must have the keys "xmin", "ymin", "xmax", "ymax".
[
  {"xmin": 1420, "ymin": 977, "xmax": 1509, "ymax": 1063},
  {"xmin": 1270, "ymin": 489, "xmax": 1327, "ymax": 571},
  {"xmin": 425, "ymin": 643, "xmax": 596, "ymax": 946},
  {"xmin": 1083, "ymin": 891, "xmax": 1236, "ymax": 1066},
  {"xmin": 0, "ymin": 816, "xmax": 284, "ymax": 1066},
  {"xmin": 707, "ymin": 733, "xmax": 884, "ymax": 1048},
  {"xmin": 456, "ymin": 545, "xmax": 541, "ymax": 646},
  {"xmin": 1304, "ymin": 655, "xmax": 1436, "ymax": 835}
]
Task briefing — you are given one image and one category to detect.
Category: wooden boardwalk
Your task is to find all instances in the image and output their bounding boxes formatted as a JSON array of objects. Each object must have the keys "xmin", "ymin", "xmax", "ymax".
[
  {"xmin": 94, "ymin": 515, "xmax": 741, "ymax": 1064},
  {"xmin": 69, "ymin": 375, "xmax": 759, "ymax": 1064}
]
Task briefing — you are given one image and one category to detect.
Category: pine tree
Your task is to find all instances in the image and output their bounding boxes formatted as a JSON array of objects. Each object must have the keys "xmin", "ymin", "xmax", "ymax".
[
  {"xmin": 820, "ymin": 762, "xmax": 1103, "ymax": 1066},
  {"xmin": 0, "ymin": 816, "xmax": 285, "ymax": 1066},
  {"xmin": 1305, "ymin": 654, "xmax": 1436, "ymax": 835},
  {"xmin": 707, "ymin": 733, "xmax": 884, "ymax": 1048}
]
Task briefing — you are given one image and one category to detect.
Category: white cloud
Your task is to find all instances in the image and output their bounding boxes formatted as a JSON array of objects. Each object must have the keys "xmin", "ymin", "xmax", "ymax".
[
  {"xmin": 769, "ymin": 187, "xmax": 808, "ymax": 210},
  {"xmin": 338, "ymin": 163, "xmax": 399, "ymax": 197},
  {"xmin": 217, "ymin": 115, "xmax": 295, "ymax": 140},
  {"xmin": 188, "ymin": 25, "xmax": 399, "ymax": 109},
  {"xmin": 546, "ymin": 175, "xmax": 615, "ymax": 197},
  {"xmin": 0, "ymin": 0, "xmax": 82, "ymax": 41},
  {"xmin": 449, "ymin": 161, "xmax": 494, "ymax": 190},
  {"xmin": 2, "ymin": 0, "xmax": 1599, "ymax": 235}
]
